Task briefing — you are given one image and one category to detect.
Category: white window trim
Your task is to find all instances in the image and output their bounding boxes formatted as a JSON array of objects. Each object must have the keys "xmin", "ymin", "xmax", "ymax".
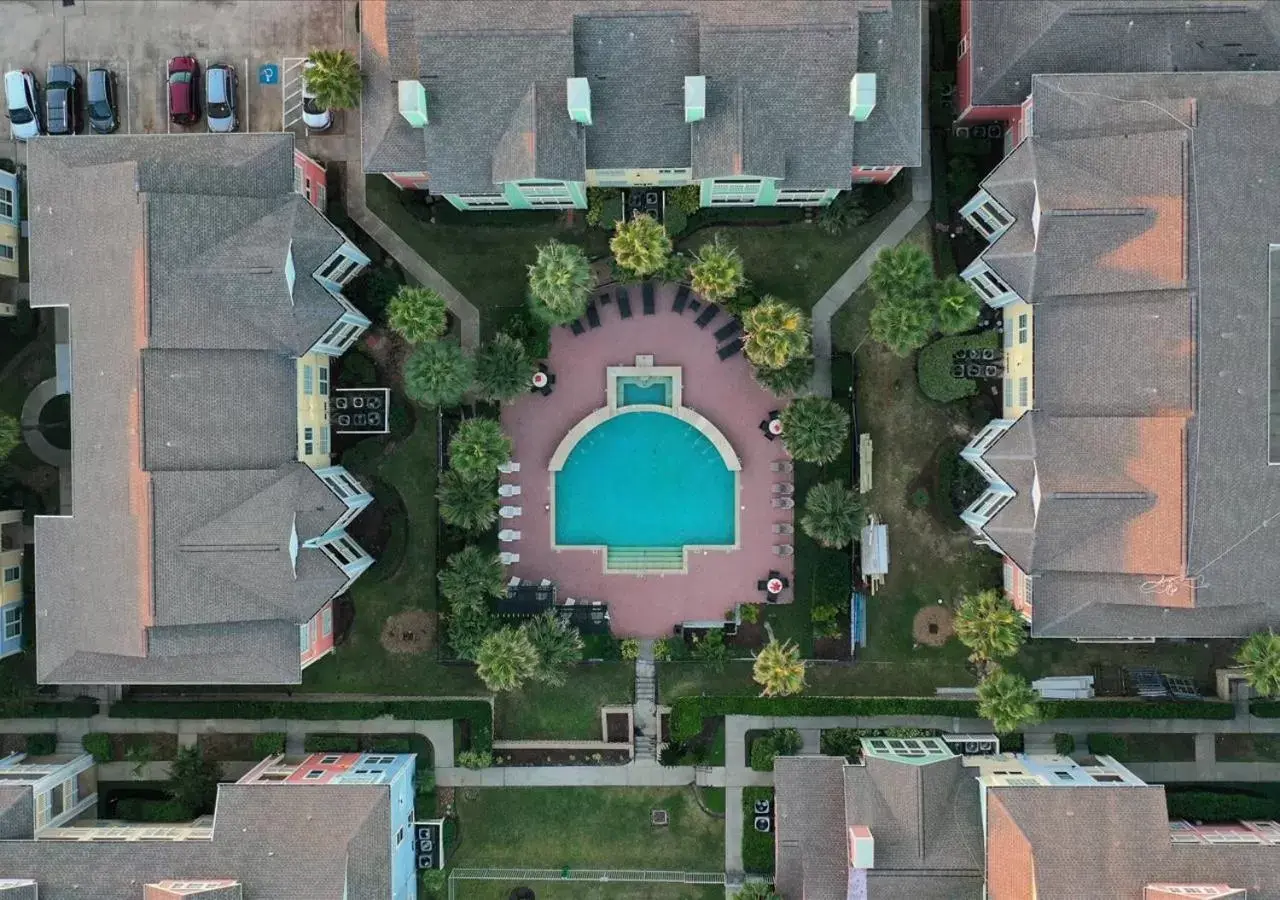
[{"xmin": 3, "ymin": 606, "xmax": 20, "ymax": 641}]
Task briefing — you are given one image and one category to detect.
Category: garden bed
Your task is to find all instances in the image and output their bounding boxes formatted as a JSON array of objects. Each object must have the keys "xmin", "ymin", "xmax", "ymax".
[
  {"xmin": 605, "ymin": 712, "xmax": 631, "ymax": 743},
  {"xmin": 196, "ymin": 733, "xmax": 262, "ymax": 762},
  {"xmin": 492, "ymin": 746, "xmax": 631, "ymax": 766},
  {"xmin": 1086, "ymin": 733, "xmax": 1197, "ymax": 763},
  {"xmin": 1214, "ymin": 734, "xmax": 1280, "ymax": 763}
]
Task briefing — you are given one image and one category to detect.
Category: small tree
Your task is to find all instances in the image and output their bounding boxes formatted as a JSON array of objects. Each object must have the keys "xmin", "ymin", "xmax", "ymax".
[
  {"xmin": 733, "ymin": 883, "xmax": 782, "ymax": 900},
  {"xmin": 742, "ymin": 297, "xmax": 810, "ymax": 370},
  {"xmin": 438, "ymin": 546, "xmax": 506, "ymax": 613},
  {"xmin": 869, "ymin": 294, "xmax": 933, "ymax": 357},
  {"xmin": 447, "ymin": 603, "xmax": 494, "ymax": 660},
  {"xmin": 688, "ymin": 237, "xmax": 746, "ymax": 302},
  {"xmin": 780, "ymin": 397, "xmax": 850, "ymax": 465},
  {"xmin": 403, "ymin": 340, "xmax": 473, "ymax": 408},
  {"xmin": 753, "ymin": 630, "xmax": 806, "ymax": 697},
  {"xmin": 168, "ymin": 746, "xmax": 223, "ymax": 817},
  {"xmin": 522, "ymin": 611, "xmax": 584, "ymax": 686},
  {"xmin": 752, "ymin": 356, "xmax": 814, "ymax": 397},
  {"xmin": 473, "ymin": 333, "xmax": 536, "ymax": 404},
  {"xmin": 977, "ymin": 668, "xmax": 1041, "ymax": 733},
  {"xmin": 800, "ymin": 480, "xmax": 864, "ymax": 549},
  {"xmin": 0, "ymin": 414, "xmax": 19, "ymax": 460},
  {"xmin": 610, "ymin": 212, "xmax": 672, "ymax": 278},
  {"xmin": 868, "ymin": 244, "xmax": 934, "ymax": 305},
  {"xmin": 475, "ymin": 626, "xmax": 541, "ymax": 692},
  {"xmin": 304, "ymin": 49, "xmax": 362, "ymax": 110},
  {"xmin": 436, "ymin": 470, "xmax": 499, "ymax": 534},
  {"xmin": 387, "ymin": 285, "xmax": 448, "ymax": 345},
  {"xmin": 447, "ymin": 418, "xmax": 512, "ymax": 483},
  {"xmin": 690, "ymin": 628, "xmax": 728, "ymax": 672},
  {"xmin": 1236, "ymin": 630, "xmax": 1280, "ymax": 698},
  {"xmin": 954, "ymin": 588, "xmax": 1026, "ymax": 666},
  {"xmin": 527, "ymin": 240, "xmax": 594, "ymax": 325},
  {"xmin": 935, "ymin": 275, "xmax": 982, "ymax": 335}
]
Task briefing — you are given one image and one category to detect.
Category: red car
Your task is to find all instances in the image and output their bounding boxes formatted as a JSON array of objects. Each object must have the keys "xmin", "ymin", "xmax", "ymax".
[{"xmin": 167, "ymin": 56, "xmax": 200, "ymax": 126}]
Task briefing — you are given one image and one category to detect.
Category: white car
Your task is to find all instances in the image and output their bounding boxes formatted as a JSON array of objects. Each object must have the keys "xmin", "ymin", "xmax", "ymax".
[
  {"xmin": 4, "ymin": 70, "xmax": 41, "ymax": 141},
  {"xmin": 301, "ymin": 61, "xmax": 332, "ymax": 131}
]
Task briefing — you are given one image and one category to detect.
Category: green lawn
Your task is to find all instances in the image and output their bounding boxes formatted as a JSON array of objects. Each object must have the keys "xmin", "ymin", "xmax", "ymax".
[
  {"xmin": 450, "ymin": 788, "xmax": 724, "ymax": 871},
  {"xmin": 741, "ymin": 787, "xmax": 774, "ymax": 875},
  {"xmin": 1087, "ymin": 733, "xmax": 1197, "ymax": 763},
  {"xmin": 452, "ymin": 883, "xmax": 723, "ymax": 900},
  {"xmin": 493, "ymin": 664, "xmax": 634, "ymax": 740}
]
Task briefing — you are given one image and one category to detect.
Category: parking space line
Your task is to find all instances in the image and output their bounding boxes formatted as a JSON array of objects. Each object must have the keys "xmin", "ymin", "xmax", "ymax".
[
  {"xmin": 164, "ymin": 63, "xmax": 171, "ymax": 134},
  {"xmin": 125, "ymin": 57, "xmax": 131, "ymax": 134},
  {"xmin": 203, "ymin": 58, "xmax": 211, "ymax": 133},
  {"xmin": 244, "ymin": 56, "xmax": 249, "ymax": 132}
]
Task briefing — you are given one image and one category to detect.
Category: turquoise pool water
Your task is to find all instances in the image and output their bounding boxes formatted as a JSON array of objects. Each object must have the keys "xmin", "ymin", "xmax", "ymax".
[
  {"xmin": 617, "ymin": 375, "xmax": 673, "ymax": 408},
  {"xmin": 556, "ymin": 411, "xmax": 735, "ymax": 548}
]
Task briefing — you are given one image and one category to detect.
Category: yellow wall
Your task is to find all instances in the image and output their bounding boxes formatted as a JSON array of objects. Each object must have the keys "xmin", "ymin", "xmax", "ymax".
[
  {"xmin": 585, "ymin": 168, "xmax": 691, "ymax": 187},
  {"xmin": 296, "ymin": 353, "xmax": 331, "ymax": 470},
  {"xmin": 1002, "ymin": 301, "xmax": 1033, "ymax": 419},
  {"xmin": 0, "ymin": 510, "xmax": 21, "ymax": 605},
  {"xmin": 0, "ymin": 222, "xmax": 18, "ymax": 282}
]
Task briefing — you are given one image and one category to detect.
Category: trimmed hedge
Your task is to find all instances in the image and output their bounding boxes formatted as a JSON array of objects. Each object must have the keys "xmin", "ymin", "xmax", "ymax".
[
  {"xmin": 917, "ymin": 331, "xmax": 999, "ymax": 403},
  {"xmin": 1168, "ymin": 791, "xmax": 1280, "ymax": 823},
  {"xmin": 748, "ymin": 729, "xmax": 803, "ymax": 772},
  {"xmin": 0, "ymin": 698, "xmax": 99, "ymax": 718},
  {"xmin": 305, "ymin": 733, "xmax": 361, "ymax": 753},
  {"xmin": 1251, "ymin": 700, "xmax": 1280, "ymax": 717},
  {"xmin": 1053, "ymin": 733, "xmax": 1075, "ymax": 755},
  {"xmin": 742, "ymin": 787, "xmax": 775, "ymax": 875},
  {"xmin": 24, "ymin": 733, "xmax": 56, "ymax": 756},
  {"xmin": 82, "ymin": 732, "xmax": 112, "ymax": 763},
  {"xmin": 669, "ymin": 696, "xmax": 1234, "ymax": 742},
  {"xmin": 253, "ymin": 732, "xmax": 286, "ymax": 757},
  {"xmin": 109, "ymin": 700, "xmax": 492, "ymax": 753}
]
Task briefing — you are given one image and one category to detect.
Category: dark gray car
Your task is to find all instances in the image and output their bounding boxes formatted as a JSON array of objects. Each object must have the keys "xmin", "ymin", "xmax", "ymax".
[
  {"xmin": 87, "ymin": 67, "xmax": 117, "ymax": 134},
  {"xmin": 45, "ymin": 63, "xmax": 80, "ymax": 135}
]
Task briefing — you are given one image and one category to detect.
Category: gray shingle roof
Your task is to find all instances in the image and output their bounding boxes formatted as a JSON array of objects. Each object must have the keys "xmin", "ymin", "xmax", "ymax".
[
  {"xmin": 361, "ymin": 0, "xmax": 921, "ymax": 189},
  {"xmin": 973, "ymin": 71, "xmax": 1280, "ymax": 638},
  {"xmin": 967, "ymin": 0, "xmax": 1280, "ymax": 110},
  {"xmin": 26, "ymin": 134, "xmax": 360, "ymax": 684},
  {"xmin": 0, "ymin": 783, "xmax": 392, "ymax": 900},
  {"xmin": 0, "ymin": 786, "xmax": 33, "ymax": 839}
]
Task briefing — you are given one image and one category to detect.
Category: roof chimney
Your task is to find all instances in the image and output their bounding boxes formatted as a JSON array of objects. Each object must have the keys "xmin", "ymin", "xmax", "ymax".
[
  {"xmin": 398, "ymin": 80, "xmax": 428, "ymax": 127},
  {"xmin": 850, "ymin": 73, "xmax": 877, "ymax": 121},
  {"xmin": 684, "ymin": 75, "xmax": 706, "ymax": 123},
  {"xmin": 848, "ymin": 825, "xmax": 874, "ymax": 869},
  {"xmin": 567, "ymin": 77, "xmax": 592, "ymax": 125}
]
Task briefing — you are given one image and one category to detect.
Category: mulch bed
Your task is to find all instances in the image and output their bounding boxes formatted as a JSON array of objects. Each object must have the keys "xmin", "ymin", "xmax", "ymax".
[
  {"xmin": 0, "ymin": 735, "xmax": 29, "ymax": 755},
  {"xmin": 912, "ymin": 605, "xmax": 954, "ymax": 648},
  {"xmin": 493, "ymin": 747, "xmax": 631, "ymax": 766},
  {"xmin": 345, "ymin": 494, "xmax": 391, "ymax": 558},
  {"xmin": 727, "ymin": 621, "xmax": 766, "ymax": 651},
  {"xmin": 813, "ymin": 637, "xmax": 851, "ymax": 660},
  {"xmin": 110, "ymin": 733, "xmax": 178, "ymax": 760},
  {"xmin": 380, "ymin": 609, "xmax": 436, "ymax": 655},
  {"xmin": 605, "ymin": 712, "xmax": 630, "ymax": 743},
  {"xmin": 196, "ymin": 733, "xmax": 260, "ymax": 762}
]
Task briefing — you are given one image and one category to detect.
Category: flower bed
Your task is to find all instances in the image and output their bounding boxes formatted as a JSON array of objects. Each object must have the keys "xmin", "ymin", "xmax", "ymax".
[{"xmin": 492, "ymin": 747, "xmax": 631, "ymax": 766}]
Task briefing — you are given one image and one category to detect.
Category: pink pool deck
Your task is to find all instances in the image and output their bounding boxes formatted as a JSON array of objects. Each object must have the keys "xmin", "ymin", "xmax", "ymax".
[{"xmin": 499, "ymin": 281, "xmax": 795, "ymax": 637}]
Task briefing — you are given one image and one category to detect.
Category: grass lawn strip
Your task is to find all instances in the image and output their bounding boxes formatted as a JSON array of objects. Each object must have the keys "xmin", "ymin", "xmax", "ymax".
[
  {"xmin": 450, "ymin": 788, "xmax": 724, "ymax": 871},
  {"xmin": 451, "ymin": 883, "xmax": 724, "ymax": 899},
  {"xmin": 1214, "ymin": 734, "xmax": 1280, "ymax": 763},
  {"xmin": 1086, "ymin": 733, "xmax": 1197, "ymax": 763},
  {"xmin": 493, "ymin": 664, "xmax": 637, "ymax": 740},
  {"xmin": 741, "ymin": 787, "xmax": 775, "ymax": 875}
]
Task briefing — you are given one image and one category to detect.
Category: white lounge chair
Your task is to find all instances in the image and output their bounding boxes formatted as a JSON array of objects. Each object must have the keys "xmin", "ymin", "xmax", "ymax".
[
  {"xmin": 498, "ymin": 461, "xmax": 521, "ymax": 474},
  {"xmin": 499, "ymin": 552, "xmax": 520, "ymax": 565},
  {"xmin": 499, "ymin": 529, "xmax": 522, "ymax": 542},
  {"xmin": 772, "ymin": 523, "xmax": 794, "ymax": 535},
  {"xmin": 508, "ymin": 575, "xmax": 522, "ymax": 589},
  {"xmin": 498, "ymin": 483, "xmax": 522, "ymax": 497},
  {"xmin": 772, "ymin": 544, "xmax": 795, "ymax": 557},
  {"xmin": 771, "ymin": 497, "xmax": 795, "ymax": 510},
  {"xmin": 499, "ymin": 505, "xmax": 523, "ymax": 519},
  {"xmin": 539, "ymin": 578, "xmax": 553, "ymax": 588},
  {"xmin": 770, "ymin": 461, "xmax": 794, "ymax": 473},
  {"xmin": 771, "ymin": 483, "xmax": 795, "ymax": 494}
]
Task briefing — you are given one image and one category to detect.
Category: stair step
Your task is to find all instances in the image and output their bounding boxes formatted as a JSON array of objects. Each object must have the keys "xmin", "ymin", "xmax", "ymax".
[{"xmin": 606, "ymin": 546, "xmax": 685, "ymax": 572}]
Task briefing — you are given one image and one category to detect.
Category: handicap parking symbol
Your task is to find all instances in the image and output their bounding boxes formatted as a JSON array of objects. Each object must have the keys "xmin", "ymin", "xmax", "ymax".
[{"xmin": 259, "ymin": 64, "xmax": 279, "ymax": 85}]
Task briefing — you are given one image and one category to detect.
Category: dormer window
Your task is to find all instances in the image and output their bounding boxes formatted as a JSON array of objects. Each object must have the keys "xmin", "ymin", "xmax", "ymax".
[{"xmin": 285, "ymin": 240, "xmax": 296, "ymax": 299}]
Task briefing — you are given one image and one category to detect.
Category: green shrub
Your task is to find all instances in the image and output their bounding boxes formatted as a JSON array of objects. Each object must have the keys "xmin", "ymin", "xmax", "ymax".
[
  {"xmin": 586, "ymin": 188, "xmax": 625, "ymax": 230},
  {"xmin": 997, "ymin": 732, "xmax": 1024, "ymax": 752},
  {"xmin": 664, "ymin": 204, "xmax": 688, "ymax": 237},
  {"xmin": 115, "ymin": 798, "xmax": 192, "ymax": 823},
  {"xmin": 457, "ymin": 749, "xmax": 493, "ymax": 769},
  {"xmin": 582, "ymin": 633, "xmax": 623, "ymax": 660},
  {"xmin": 345, "ymin": 264, "xmax": 402, "ymax": 321},
  {"xmin": 1167, "ymin": 791, "xmax": 1280, "ymax": 823},
  {"xmin": 668, "ymin": 185, "xmax": 701, "ymax": 215},
  {"xmin": 82, "ymin": 732, "xmax": 112, "ymax": 763},
  {"xmin": 671, "ymin": 701, "xmax": 704, "ymax": 743},
  {"xmin": 917, "ymin": 331, "xmax": 999, "ymax": 403},
  {"xmin": 499, "ymin": 305, "xmax": 551, "ymax": 360},
  {"xmin": 0, "ymin": 698, "xmax": 98, "ymax": 718},
  {"xmin": 749, "ymin": 728, "xmax": 803, "ymax": 772},
  {"xmin": 24, "ymin": 733, "xmax": 56, "ymax": 756},
  {"xmin": 337, "ymin": 351, "xmax": 378, "ymax": 386},
  {"xmin": 1054, "ymin": 733, "xmax": 1076, "ymax": 755},
  {"xmin": 742, "ymin": 788, "xmax": 775, "ymax": 874},
  {"xmin": 911, "ymin": 488, "xmax": 930, "ymax": 509},
  {"xmin": 1251, "ymin": 700, "xmax": 1280, "ymax": 717},
  {"xmin": 253, "ymin": 732, "xmax": 286, "ymax": 757},
  {"xmin": 366, "ymin": 737, "xmax": 414, "ymax": 754},
  {"xmin": 1086, "ymin": 733, "xmax": 1128, "ymax": 758},
  {"xmin": 304, "ymin": 734, "xmax": 361, "ymax": 753}
]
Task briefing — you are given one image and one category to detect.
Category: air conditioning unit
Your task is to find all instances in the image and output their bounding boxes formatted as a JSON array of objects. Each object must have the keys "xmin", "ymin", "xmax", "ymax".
[
  {"xmin": 754, "ymin": 816, "xmax": 772, "ymax": 833},
  {"xmin": 367, "ymin": 411, "xmax": 383, "ymax": 427},
  {"xmin": 333, "ymin": 396, "xmax": 348, "ymax": 410},
  {"xmin": 367, "ymin": 395, "xmax": 383, "ymax": 410},
  {"xmin": 337, "ymin": 414, "xmax": 351, "ymax": 427},
  {"xmin": 352, "ymin": 395, "xmax": 365, "ymax": 408},
  {"xmin": 941, "ymin": 733, "xmax": 1000, "ymax": 756}
]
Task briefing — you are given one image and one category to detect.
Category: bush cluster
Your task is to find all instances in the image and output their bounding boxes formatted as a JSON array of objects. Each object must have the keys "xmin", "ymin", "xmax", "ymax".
[
  {"xmin": 253, "ymin": 732, "xmax": 286, "ymax": 757},
  {"xmin": 917, "ymin": 331, "xmax": 1000, "ymax": 403},
  {"xmin": 1053, "ymin": 733, "xmax": 1076, "ymax": 755},
  {"xmin": 748, "ymin": 728, "xmax": 803, "ymax": 772},
  {"xmin": 24, "ymin": 733, "xmax": 57, "ymax": 756},
  {"xmin": 1167, "ymin": 791, "xmax": 1280, "ymax": 822},
  {"xmin": 82, "ymin": 732, "xmax": 113, "ymax": 763}
]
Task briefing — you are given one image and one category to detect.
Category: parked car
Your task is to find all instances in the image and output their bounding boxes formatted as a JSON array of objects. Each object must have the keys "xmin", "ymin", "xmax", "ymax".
[
  {"xmin": 4, "ymin": 69, "xmax": 41, "ymax": 141},
  {"xmin": 86, "ymin": 67, "xmax": 118, "ymax": 134},
  {"xmin": 205, "ymin": 63, "xmax": 237, "ymax": 133},
  {"xmin": 45, "ymin": 63, "xmax": 81, "ymax": 135},
  {"xmin": 301, "ymin": 61, "xmax": 332, "ymax": 131},
  {"xmin": 167, "ymin": 55, "xmax": 200, "ymax": 126}
]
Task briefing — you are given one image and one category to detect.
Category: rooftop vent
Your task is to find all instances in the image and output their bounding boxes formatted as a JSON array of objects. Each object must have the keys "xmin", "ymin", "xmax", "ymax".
[
  {"xmin": 684, "ymin": 75, "xmax": 706, "ymax": 123},
  {"xmin": 850, "ymin": 73, "xmax": 877, "ymax": 121},
  {"xmin": 398, "ymin": 80, "xmax": 428, "ymax": 128},
  {"xmin": 567, "ymin": 77, "xmax": 592, "ymax": 125}
]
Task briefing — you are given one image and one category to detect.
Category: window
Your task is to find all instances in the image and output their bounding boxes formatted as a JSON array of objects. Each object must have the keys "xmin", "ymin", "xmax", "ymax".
[
  {"xmin": 365, "ymin": 756, "xmax": 395, "ymax": 764},
  {"xmin": 320, "ymin": 754, "xmax": 341, "ymax": 764},
  {"xmin": 3, "ymin": 606, "xmax": 19, "ymax": 641},
  {"xmin": 303, "ymin": 365, "xmax": 314, "ymax": 395},
  {"xmin": 304, "ymin": 770, "xmax": 325, "ymax": 780},
  {"xmin": 775, "ymin": 188, "xmax": 830, "ymax": 206},
  {"xmin": 0, "ymin": 245, "xmax": 13, "ymax": 261},
  {"xmin": 710, "ymin": 179, "xmax": 762, "ymax": 206},
  {"xmin": 0, "ymin": 186, "xmax": 13, "ymax": 219},
  {"xmin": 300, "ymin": 624, "xmax": 309, "ymax": 651},
  {"xmin": 455, "ymin": 193, "xmax": 513, "ymax": 209},
  {"xmin": 325, "ymin": 470, "xmax": 352, "ymax": 500},
  {"xmin": 397, "ymin": 827, "xmax": 406, "ymax": 845},
  {"xmin": 318, "ymin": 426, "xmax": 329, "ymax": 456},
  {"xmin": 3, "ymin": 565, "xmax": 19, "ymax": 583},
  {"xmin": 1018, "ymin": 377, "xmax": 1029, "ymax": 408},
  {"xmin": 322, "ymin": 605, "xmax": 333, "ymax": 636},
  {"xmin": 303, "ymin": 427, "xmax": 314, "ymax": 456},
  {"xmin": 318, "ymin": 366, "xmax": 329, "ymax": 396},
  {"xmin": 1017, "ymin": 313, "xmax": 1029, "ymax": 344},
  {"xmin": 1054, "ymin": 771, "xmax": 1074, "ymax": 781},
  {"xmin": 316, "ymin": 248, "xmax": 364, "ymax": 286},
  {"xmin": 958, "ymin": 34, "xmax": 969, "ymax": 57}
]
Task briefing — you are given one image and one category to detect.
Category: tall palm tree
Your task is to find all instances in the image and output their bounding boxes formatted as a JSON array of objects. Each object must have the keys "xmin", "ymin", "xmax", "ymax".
[
  {"xmin": 869, "ymin": 295, "xmax": 933, "ymax": 357},
  {"xmin": 304, "ymin": 49, "xmax": 362, "ymax": 111},
  {"xmin": 867, "ymin": 244, "xmax": 934, "ymax": 305},
  {"xmin": 610, "ymin": 213, "xmax": 672, "ymax": 278},
  {"xmin": 977, "ymin": 668, "xmax": 1041, "ymax": 733},
  {"xmin": 1236, "ymin": 630, "xmax": 1280, "ymax": 698},
  {"xmin": 473, "ymin": 333, "xmax": 536, "ymax": 404},
  {"xmin": 522, "ymin": 612, "xmax": 584, "ymax": 686},
  {"xmin": 436, "ymin": 470, "xmax": 499, "ymax": 534},
  {"xmin": 403, "ymin": 340, "xmax": 473, "ymax": 408},
  {"xmin": 954, "ymin": 589, "xmax": 1025, "ymax": 666},
  {"xmin": 779, "ymin": 397, "xmax": 850, "ymax": 465},
  {"xmin": 934, "ymin": 275, "xmax": 982, "ymax": 335},
  {"xmin": 475, "ymin": 626, "xmax": 541, "ymax": 692},
  {"xmin": 688, "ymin": 237, "xmax": 746, "ymax": 302},
  {"xmin": 742, "ymin": 297, "xmax": 810, "ymax": 370},
  {"xmin": 438, "ymin": 546, "xmax": 507, "ymax": 613},
  {"xmin": 448, "ymin": 418, "xmax": 512, "ymax": 483},
  {"xmin": 387, "ymin": 286, "xmax": 448, "ymax": 345},
  {"xmin": 800, "ymin": 480, "xmax": 864, "ymax": 549},
  {"xmin": 753, "ymin": 627, "xmax": 806, "ymax": 697},
  {"xmin": 527, "ymin": 240, "xmax": 594, "ymax": 325}
]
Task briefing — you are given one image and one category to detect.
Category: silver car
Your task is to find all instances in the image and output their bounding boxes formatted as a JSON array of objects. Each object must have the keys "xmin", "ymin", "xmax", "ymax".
[{"xmin": 204, "ymin": 63, "xmax": 237, "ymax": 133}]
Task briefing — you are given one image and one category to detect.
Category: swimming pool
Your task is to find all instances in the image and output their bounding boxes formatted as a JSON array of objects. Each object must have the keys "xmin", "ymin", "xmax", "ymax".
[
  {"xmin": 617, "ymin": 374, "xmax": 673, "ymax": 408},
  {"xmin": 555, "ymin": 411, "xmax": 735, "ymax": 550}
]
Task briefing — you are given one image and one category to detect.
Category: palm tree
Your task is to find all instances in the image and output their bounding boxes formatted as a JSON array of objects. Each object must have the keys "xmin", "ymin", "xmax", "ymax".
[
  {"xmin": 0, "ymin": 413, "xmax": 19, "ymax": 460},
  {"xmin": 436, "ymin": 470, "xmax": 499, "ymax": 534},
  {"xmin": 1236, "ymin": 630, "xmax": 1280, "ymax": 698},
  {"xmin": 522, "ymin": 611, "xmax": 584, "ymax": 686},
  {"xmin": 954, "ymin": 589, "xmax": 1026, "ymax": 666},
  {"xmin": 742, "ymin": 297, "xmax": 810, "ymax": 370},
  {"xmin": 752, "ymin": 356, "xmax": 814, "ymax": 397},
  {"xmin": 688, "ymin": 237, "xmax": 746, "ymax": 302},
  {"xmin": 304, "ymin": 49, "xmax": 362, "ymax": 111},
  {"xmin": 934, "ymin": 275, "xmax": 982, "ymax": 335},
  {"xmin": 977, "ymin": 668, "xmax": 1041, "ymax": 733},
  {"xmin": 438, "ymin": 546, "xmax": 506, "ymax": 613},
  {"xmin": 475, "ymin": 626, "xmax": 541, "ymax": 692},
  {"xmin": 779, "ymin": 397, "xmax": 850, "ymax": 465},
  {"xmin": 610, "ymin": 213, "xmax": 672, "ymax": 278},
  {"xmin": 527, "ymin": 240, "xmax": 594, "ymax": 325},
  {"xmin": 800, "ymin": 480, "xmax": 864, "ymax": 549},
  {"xmin": 753, "ymin": 630, "xmax": 806, "ymax": 697},
  {"xmin": 403, "ymin": 340, "xmax": 473, "ymax": 408},
  {"xmin": 473, "ymin": 333, "xmax": 536, "ymax": 404},
  {"xmin": 869, "ymin": 294, "xmax": 933, "ymax": 357},
  {"xmin": 387, "ymin": 286, "xmax": 448, "ymax": 345},
  {"xmin": 448, "ymin": 418, "xmax": 512, "ymax": 482},
  {"xmin": 867, "ymin": 244, "xmax": 934, "ymax": 305}
]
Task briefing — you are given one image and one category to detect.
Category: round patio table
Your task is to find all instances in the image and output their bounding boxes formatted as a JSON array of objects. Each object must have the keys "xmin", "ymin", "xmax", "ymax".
[
  {"xmin": 766, "ymin": 577, "xmax": 784, "ymax": 595},
  {"xmin": 532, "ymin": 371, "xmax": 549, "ymax": 389},
  {"xmin": 768, "ymin": 418, "xmax": 783, "ymax": 436}
]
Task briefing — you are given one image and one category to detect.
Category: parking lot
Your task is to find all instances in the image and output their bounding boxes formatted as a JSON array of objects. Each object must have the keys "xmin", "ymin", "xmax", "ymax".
[{"xmin": 0, "ymin": 0, "xmax": 349, "ymax": 162}]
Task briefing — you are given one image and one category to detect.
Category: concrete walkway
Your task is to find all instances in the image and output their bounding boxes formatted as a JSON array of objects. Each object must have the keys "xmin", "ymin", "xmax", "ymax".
[
  {"xmin": 436, "ymin": 760, "xmax": 696, "ymax": 787},
  {"xmin": 20, "ymin": 377, "xmax": 69, "ymax": 467},
  {"xmin": 633, "ymin": 640, "xmax": 659, "ymax": 762}
]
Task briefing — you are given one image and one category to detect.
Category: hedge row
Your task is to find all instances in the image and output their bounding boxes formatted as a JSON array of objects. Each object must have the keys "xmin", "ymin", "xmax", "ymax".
[
  {"xmin": 1168, "ymin": 791, "xmax": 1280, "ymax": 823},
  {"xmin": 670, "ymin": 696, "xmax": 1234, "ymax": 742},
  {"xmin": 1251, "ymin": 700, "xmax": 1280, "ymax": 717},
  {"xmin": 0, "ymin": 698, "xmax": 99, "ymax": 718}
]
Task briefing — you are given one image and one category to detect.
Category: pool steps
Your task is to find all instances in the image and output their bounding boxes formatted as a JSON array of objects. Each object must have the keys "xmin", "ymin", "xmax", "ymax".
[{"xmin": 606, "ymin": 546, "xmax": 686, "ymax": 572}]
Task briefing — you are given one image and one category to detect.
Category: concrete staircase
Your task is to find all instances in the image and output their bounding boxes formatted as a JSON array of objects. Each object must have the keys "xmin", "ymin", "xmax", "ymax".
[{"xmin": 633, "ymin": 642, "xmax": 659, "ymax": 762}]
